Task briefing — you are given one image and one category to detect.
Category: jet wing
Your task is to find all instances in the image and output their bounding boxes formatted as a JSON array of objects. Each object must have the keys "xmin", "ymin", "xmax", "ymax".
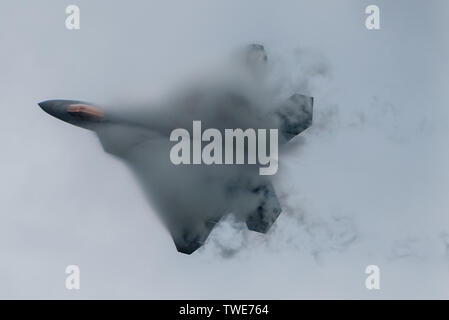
[
  {"xmin": 162, "ymin": 179, "xmax": 282, "ymax": 254},
  {"xmin": 115, "ymin": 134, "xmax": 282, "ymax": 254},
  {"xmin": 159, "ymin": 208, "xmax": 220, "ymax": 255}
]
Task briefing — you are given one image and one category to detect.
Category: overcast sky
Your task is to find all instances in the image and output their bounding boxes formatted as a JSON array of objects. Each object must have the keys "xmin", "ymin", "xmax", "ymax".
[{"xmin": 0, "ymin": 0, "xmax": 448, "ymax": 299}]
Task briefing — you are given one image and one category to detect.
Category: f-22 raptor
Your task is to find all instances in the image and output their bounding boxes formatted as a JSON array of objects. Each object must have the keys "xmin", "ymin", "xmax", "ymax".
[{"xmin": 38, "ymin": 44, "xmax": 313, "ymax": 254}]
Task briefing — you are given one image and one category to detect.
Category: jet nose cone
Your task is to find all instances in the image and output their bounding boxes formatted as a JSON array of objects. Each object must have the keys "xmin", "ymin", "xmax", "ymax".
[
  {"xmin": 38, "ymin": 100, "xmax": 55, "ymax": 115},
  {"xmin": 38, "ymin": 99, "xmax": 69, "ymax": 121},
  {"xmin": 37, "ymin": 99, "xmax": 102, "ymax": 129}
]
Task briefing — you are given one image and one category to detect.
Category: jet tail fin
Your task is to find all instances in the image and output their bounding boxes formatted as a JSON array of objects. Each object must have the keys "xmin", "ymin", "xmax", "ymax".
[
  {"xmin": 275, "ymin": 93, "xmax": 313, "ymax": 142},
  {"xmin": 245, "ymin": 182, "xmax": 281, "ymax": 233}
]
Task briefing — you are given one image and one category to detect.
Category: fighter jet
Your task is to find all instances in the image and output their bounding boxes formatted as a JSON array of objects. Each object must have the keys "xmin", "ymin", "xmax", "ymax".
[{"xmin": 38, "ymin": 44, "xmax": 313, "ymax": 254}]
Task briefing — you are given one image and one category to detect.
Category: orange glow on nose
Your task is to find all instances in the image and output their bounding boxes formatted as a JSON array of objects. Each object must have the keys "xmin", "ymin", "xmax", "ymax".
[{"xmin": 67, "ymin": 104, "xmax": 104, "ymax": 119}]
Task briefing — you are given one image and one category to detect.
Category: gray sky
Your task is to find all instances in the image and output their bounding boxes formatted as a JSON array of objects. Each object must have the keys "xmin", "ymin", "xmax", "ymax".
[{"xmin": 0, "ymin": 0, "xmax": 448, "ymax": 299}]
